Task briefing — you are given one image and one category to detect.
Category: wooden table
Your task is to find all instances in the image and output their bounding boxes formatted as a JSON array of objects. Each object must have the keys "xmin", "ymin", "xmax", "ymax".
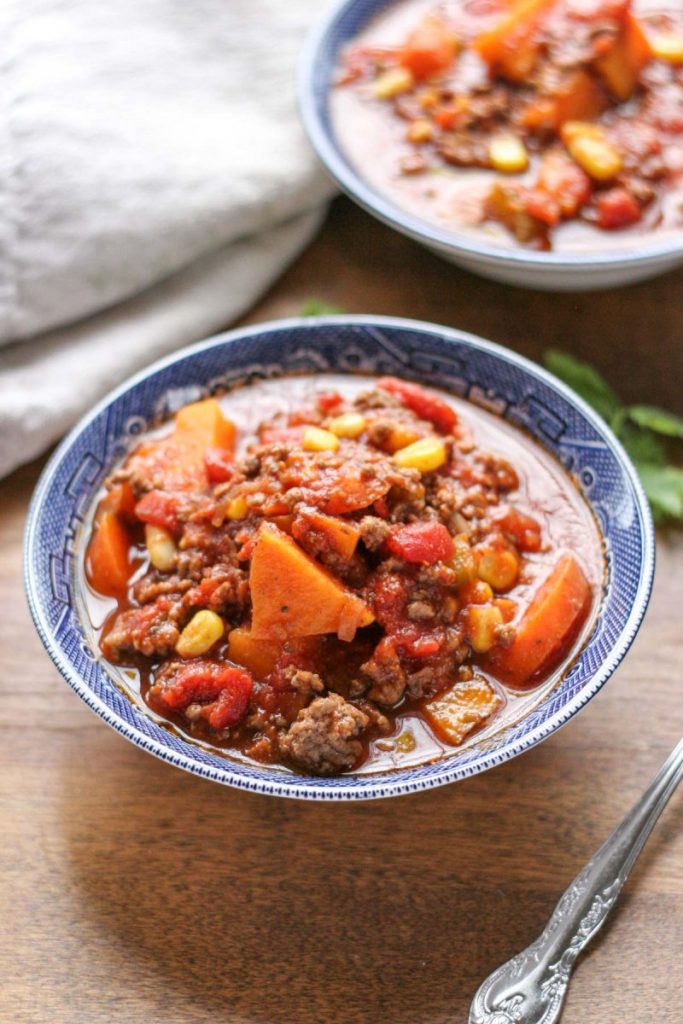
[{"xmin": 2, "ymin": 198, "xmax": 682, "ymax": 1024}]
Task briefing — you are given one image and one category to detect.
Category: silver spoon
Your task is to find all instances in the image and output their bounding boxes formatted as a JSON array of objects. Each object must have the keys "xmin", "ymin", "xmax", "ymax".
[{"xmin": 469, "ymin": 736, "xmax": 683, "ymax": 1024}]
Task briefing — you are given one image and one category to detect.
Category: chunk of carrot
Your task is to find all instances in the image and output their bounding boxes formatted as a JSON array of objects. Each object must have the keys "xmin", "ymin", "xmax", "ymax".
[
  {"xmin": 86, "ymin": 510, "xmax": 132, "ymax": 597},
  {"xmin": 249, "ymin": 523, "xmax": 373, "ymax": 641},
  {"xmin": 486, "ymin": 553, "xmax": 592, "ymax": 687},
  {"xmin": 473, "ymin": 0, "xmax": 557, "ymax": 81}
]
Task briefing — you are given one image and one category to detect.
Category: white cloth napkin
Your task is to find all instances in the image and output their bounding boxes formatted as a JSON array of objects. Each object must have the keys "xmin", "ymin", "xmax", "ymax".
[{"xmin": 0, "ymin": 0, "xmax": 335, "ymax": 478}]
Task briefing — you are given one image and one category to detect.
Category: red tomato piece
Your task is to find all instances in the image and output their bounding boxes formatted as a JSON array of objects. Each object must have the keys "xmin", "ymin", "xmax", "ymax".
[
  {"xmin": 522, "ymin": 188, "xmax": 562, "ymax": 227},
  {"xmin": 399, "ymin": 13, "xmax": 458, "ymax": 79},
  {"xmin": 537, "ymin": 152, "xmax": 592, "ymax": 218},
  {"xmin": 204, "ymin": 447, "xmax": 234, "ymax": 484},
  {"xmin": 377, "ymin": 377, "xmax": 457, "ymax": 433},
  {"xmin": 493, "ymin": 506, "xmax": 542, "ymax": 552},
  {"xmin": 134, "ymin": 489, "xmax": 183, "ymax": 534},
  {"xmin": 596, "ymin": 187, "xmax": 642, "ymax": 230},
  {"xmin": 317, "ymin": 391, "xmax": 343, "ymax": 412},
  {"xmin": 386, "ymin": 521, "xmax": 455, "ymax": 564},
  {"xmin": 156, "ymin": 661, "xmax": 253, "ymax": 730},
  {"xmin": 434, "ymin": 106, "xmax": 459, "ymax": 130},
  {"xmin": 401, "ymin": 633, "xmax": 443, "ymax": 658}
]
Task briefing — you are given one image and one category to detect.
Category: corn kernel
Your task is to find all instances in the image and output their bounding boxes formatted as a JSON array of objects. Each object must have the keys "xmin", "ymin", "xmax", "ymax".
[
  {"xmin": 328, "ymin": 412, "xmax": 366, "ymax": 439},
  {"xmin": 373, "ymin": 66, "xmax": 414, "ymax": 100},
  {"xmin": 302, "ymin": 426, "xmax": 340, "ymax": 452},
  {"xmin": 566, "ymin": 133, "xmax": 622, "ymax": 181},
  {"xmin": 489, "ymin": 134, "xmax": 529, "ymax": 174},
  {"xmin": 450, "ymin": 534, "xmax": 478, "ymax": 585},
  {"xmin": 407, "ymin": 118, "xmax": 434, "ymax": 144},
  {"xmin": 176, "ymin": 609, "xmax": 225, "ymax": 658},
  {"xmin": 145, "ymin": 524, "xmax": 177, "ymax": 572},
  {"xmin": 393, "ymin": 437, "xmax": 446, "ymax": 473},
  {"xmin": 477, "ymin": 549, "xmax": 519, "ymax": 591},
  {"xmin": 226, "ymin": 496, "xmax": 249, "ymax": 520},
  {"xmin": 465, "ymin": 605, "xmax": 504, "ymax": 654},
  {"xmin": 650, "ymin": 32, "xmax": 683, "ymax": 64},
  {"xmin": 560, "ymin": 120, "xmax": 604, "ymax": 144}
]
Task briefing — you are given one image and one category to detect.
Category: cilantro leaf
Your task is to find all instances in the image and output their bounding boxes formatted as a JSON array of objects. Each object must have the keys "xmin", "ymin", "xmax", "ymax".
[
  {"xmin": 627, "ymin": 405, "xmax": 683, "ymax": 440},
  {"xmin": 301, "ymin": 299, "xmax": 345, "ymax": 317},
  {"xmin": 634, "ymin": 464, "xmax": 683, "ymax": 523},
  {"xmin": 544, "ymin": 350, "xmax": 621, "ymax": 423}
]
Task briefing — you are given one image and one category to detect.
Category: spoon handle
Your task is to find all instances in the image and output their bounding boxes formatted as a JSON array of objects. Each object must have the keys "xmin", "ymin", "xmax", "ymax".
[{"xmin": 470, "ymin": 737, "xmax": 683, "ymax": 1024}]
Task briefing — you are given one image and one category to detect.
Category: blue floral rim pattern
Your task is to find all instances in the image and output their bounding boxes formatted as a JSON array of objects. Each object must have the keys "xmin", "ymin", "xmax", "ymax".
[
  {"xmin": 24, "ymin": 316, "xmax": 655, "ymax": 800},
  {"xmin": 298, "ymin": 0, "xmax": 683, "ymax": 269}
]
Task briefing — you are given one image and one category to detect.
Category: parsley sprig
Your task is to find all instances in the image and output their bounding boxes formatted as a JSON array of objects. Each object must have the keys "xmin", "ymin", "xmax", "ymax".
[{"xmin": 544, "ymin": 350, "xmax": 683, "ymax": 524}]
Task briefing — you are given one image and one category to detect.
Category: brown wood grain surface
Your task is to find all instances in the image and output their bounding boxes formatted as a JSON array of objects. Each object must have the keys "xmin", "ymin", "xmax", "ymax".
[{"xmin": 1, "ymin": 198, "xmax": 682, "ymax": 1024}]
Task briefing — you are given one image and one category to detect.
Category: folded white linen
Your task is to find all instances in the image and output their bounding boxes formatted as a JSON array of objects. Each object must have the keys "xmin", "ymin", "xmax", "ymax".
[{"xmin": 0, "ymin": 0, "xmax": 335, "ymax": 477}]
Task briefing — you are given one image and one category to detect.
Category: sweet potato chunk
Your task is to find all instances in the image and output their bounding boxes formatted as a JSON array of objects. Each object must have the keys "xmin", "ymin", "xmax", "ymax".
[
  {"xmin": 174, "ymin": 398, "xmax": 236, "ymax": 460},
  {"xmin": 249, "ymin": 523, "xmax": 373, "ymax": 641},
  {"xmin": 227, "ymin": 627, "xmax": 280, "ymax": 679},
  {"xmin": 521, "ymin": 69, "xmax": 606, "ymax": 132},
  {"xmin": 486, "ymin": 553, "xmax": 592, "ymax": 687},
  {"xmin": 473, "ymin": 0, "xmax": 557, "ymax": 81},
  {"xmin": 593, "ymin": 13, "xmax": 652, "ymax": 100},
  {"xmin": 86, "ymin": 510, "xmax": 132, "ymax": 597},
  {"xmin": 292, "ymin": 507, "xmax": 361, "ymax": 560},
  {"xmin": 423, "ymin": 677, "xmax": 503, "ymax": 746},
  {"xmin": 123, "ymin": 398, "xmax": 236, "ymax": 492}
]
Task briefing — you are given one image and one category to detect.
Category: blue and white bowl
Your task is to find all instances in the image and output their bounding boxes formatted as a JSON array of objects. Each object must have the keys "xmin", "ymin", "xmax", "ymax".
[
  {"xmin": 299, "ymin": 0, "xmax": 683, "ymax": 291},
  {"xmin": 25, "ymin": 316, "xmax": 654, "ymax": 799}
]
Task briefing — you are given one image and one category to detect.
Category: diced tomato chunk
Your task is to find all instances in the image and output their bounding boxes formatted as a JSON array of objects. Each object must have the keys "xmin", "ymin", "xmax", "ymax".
[
  {"xmin": 317, "ymin": 391, "xmax": 343, "ymax": 412},
  {"xmin": 399, "ymin": 13, "xmax": 458, "ymax": 79},
  {"xmin": 377, "ymin": 377, "xmax": 457, "ymax": 433},
  {"xmin": 596, "ymin": 187, "xmax": 642, "ymax": 230},
  {"xmin": 494, "ymin": 506, "xmax": 542, "ymax": 552},
  {"xmin": 154, "ymin": 661, "xmax": 253, "ymax": 730},
  {"xmin": 537, "ymin": 152, "xmax": 592, "ymax": 218},
  {"xmin": 135, "ymin": 490, "xmax": 183, "ymax": 534},
  {"xmin": 204, "ymin": 447, "xmax": 235, "ymax": 484},
  {"xmin": 386, "ymin": 521, "xmax": 455, "ymax": 564},
  {"xmin": 400, "ymin": 633, "xmax": 443, "ymax": 658},
  {"xmin": 522, "ymin": 188, "xmax": 562, "ymax": 227}
]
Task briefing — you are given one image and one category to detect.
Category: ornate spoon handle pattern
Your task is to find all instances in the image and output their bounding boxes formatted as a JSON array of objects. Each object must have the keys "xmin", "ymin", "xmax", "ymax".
[{"xmin": 470, "ymin": 737, "xmax": 683, "ymax": 1024}]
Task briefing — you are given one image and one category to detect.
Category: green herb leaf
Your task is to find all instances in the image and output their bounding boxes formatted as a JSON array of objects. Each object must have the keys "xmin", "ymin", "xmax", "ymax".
[
  {"xmin": 634, "ymin": 464, "xmax": 683, "ymax": 523},
  {"xmin": 627, "ymin": 405, "xmax": 683, "ymax": 440},
  {"xmin": 301, "ymin": 299, "xmax": 345, "ymax": 317},
  {"xmin": 617, "ymin": 421, "xmax": 666, "ymax": 467},
  {"xmin": 544, "ymin": 349, "xmax": 683, "ymax": 526},
  {"xmin": 544, "ymin": 350, "xmax": 621, "ymax": 423}
]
